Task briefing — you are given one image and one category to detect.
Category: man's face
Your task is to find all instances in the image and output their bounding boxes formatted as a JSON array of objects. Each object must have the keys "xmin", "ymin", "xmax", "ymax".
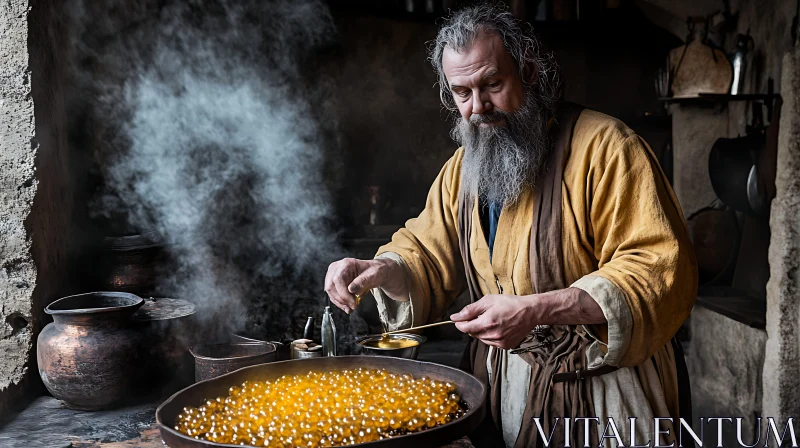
[
  {"xmin": 442, "ymin": 31, "xmax": 526, "ymax": 125},
  {"xmin": 446, "ymin": 32, "xmax": 549, "ymax": 206}
]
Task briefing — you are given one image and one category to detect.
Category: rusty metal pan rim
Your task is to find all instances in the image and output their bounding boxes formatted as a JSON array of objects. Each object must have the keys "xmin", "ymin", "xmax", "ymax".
[
  {"xmin": 155, "ymin": 355, "xmax": 487, "ymax": 448},
  {"xmin": 45, "ymin": 291, "xmax": 144, "ymax": 315},
  {"xmin": 189, "ymin": 342, "xmax": 277, "ymax": 362}
]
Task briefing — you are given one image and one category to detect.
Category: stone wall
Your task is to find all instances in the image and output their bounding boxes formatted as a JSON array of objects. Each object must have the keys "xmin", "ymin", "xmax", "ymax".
[
  {"xmin": 763, "ymin": 38, "xmax": 800, "ymax": 431},
  {"xmin": 689, "ymin": 307, "xmax": 767, "ymax": 445},
  {"xmin": 0, "ymin": 0, "xmax": 72, "ymax": 420}
]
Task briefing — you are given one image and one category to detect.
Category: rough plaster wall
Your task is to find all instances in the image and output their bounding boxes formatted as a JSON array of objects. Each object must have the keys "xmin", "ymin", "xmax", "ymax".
[
  {"xmin": 326, "ymin": 11, "xmax": 455, "ymax": 224},
  {"xmin": 0, "ymin": 0, "xmax": 39, "ymax": 416},
  {"xmin": 689, "ymin": 307, "xmax": 766, "ymax": 446},
  {"xmin": 729, "ymin": 0, "xmax": 796, "ymax": 93},
  {"xmin": 0, "ymin": 0, "xmax": 71, "ymax": 419},
  {"xmin": 670, "ymin": 105, "xmax": 729, "ymax": 217},
  {"xmin": 763, "ymin": 43, "xmax": 800, "ymax": 427}
]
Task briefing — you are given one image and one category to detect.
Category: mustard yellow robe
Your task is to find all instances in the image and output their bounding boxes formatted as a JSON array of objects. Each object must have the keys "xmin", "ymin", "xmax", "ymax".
[{"xmin": 373, "ymin": 109, "xmax": 697, "ymax": 441}]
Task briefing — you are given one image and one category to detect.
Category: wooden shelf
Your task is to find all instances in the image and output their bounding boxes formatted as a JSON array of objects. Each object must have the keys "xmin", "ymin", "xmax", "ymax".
[
  {"xmin": 695, "ymin": 286, "xmax": 766, "ymax": 330},
  {"xmin": 658, "ymin": 93, "xmax": 780, "ymax": 105}
]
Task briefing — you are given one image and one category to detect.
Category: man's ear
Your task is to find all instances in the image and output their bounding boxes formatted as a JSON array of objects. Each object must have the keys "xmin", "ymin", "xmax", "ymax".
[{"xmin": 522, "ymin": 60, "xmax": 539, "ymax": 85}]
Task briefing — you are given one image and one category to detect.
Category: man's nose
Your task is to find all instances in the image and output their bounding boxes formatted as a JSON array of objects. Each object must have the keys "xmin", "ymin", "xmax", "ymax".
[{"xmin": 471, "ymin": 91, "xmax": 492, "ymax": 115}]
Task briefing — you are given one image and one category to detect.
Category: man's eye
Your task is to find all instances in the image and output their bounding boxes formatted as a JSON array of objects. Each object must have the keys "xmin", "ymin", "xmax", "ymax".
[
  {"xmin": 457, "ymin": 91, "xmax": 470, "ymax": 98},
  {"xmin": 488, "ymin": 82, "xmax": 501, "ymax": 88}
]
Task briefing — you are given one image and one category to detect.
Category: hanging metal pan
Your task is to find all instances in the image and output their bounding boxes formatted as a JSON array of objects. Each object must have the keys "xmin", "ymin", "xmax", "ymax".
[{"xmin": 708, "ymin": 134, "xmax": 766, "ymax": 215}]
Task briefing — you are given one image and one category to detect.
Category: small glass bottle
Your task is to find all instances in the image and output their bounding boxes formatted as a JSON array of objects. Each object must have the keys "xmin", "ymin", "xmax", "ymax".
[
  {"xmin": 303, "ymin": 316, "xmax": 315, "ymax": 341},
  {"xmin": 321, "ymin": 306, "xmax": 337, "ymax": 357}
]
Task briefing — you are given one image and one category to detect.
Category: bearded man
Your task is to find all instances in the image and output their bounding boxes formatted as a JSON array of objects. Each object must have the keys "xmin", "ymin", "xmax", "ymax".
[{"xmin": 325, "ymin": 4, "xmax": 697, "ymax": 447}]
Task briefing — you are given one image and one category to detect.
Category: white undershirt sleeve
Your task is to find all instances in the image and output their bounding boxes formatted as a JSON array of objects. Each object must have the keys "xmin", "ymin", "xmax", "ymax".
[
  {"xmin": 370, "ymin": 252, "xmax": 412, "ymax": 331},
  {"xmin": 571, "ymin": 274, "xmax": 633, "ymax": 368}
]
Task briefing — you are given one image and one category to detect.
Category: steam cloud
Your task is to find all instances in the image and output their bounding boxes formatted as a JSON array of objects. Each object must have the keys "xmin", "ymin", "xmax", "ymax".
[{"xmin": 69, "ymin": 0, "xmax": 346, "ymax": 341}]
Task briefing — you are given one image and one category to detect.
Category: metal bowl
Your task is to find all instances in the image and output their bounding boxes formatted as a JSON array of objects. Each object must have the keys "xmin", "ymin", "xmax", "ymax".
[
  {"xmin": 356, "ymin": 333, "xmax": 426, "ymax": 359},
  {"xmin": 189, "ymin": 342, "xmax": 276, "ymax": 382},
  {"xmin": 156, "ymin": 356, "xmax": 486, "ymax": 448},
  {"xmin": 230, "ymin": 332, "xmax": 292, "ymax": 361}
]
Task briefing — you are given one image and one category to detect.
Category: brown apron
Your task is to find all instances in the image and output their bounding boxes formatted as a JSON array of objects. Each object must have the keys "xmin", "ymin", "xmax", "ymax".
[{"xmin": 457, "ymin": 102, "xmax": 600, "ymax": 448}]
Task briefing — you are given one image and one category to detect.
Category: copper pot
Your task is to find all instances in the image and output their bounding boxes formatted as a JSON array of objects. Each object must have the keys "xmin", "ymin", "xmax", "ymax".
[
  {"xmin": 37, "ymin": 292, "xmax": 144, "ymax": 410},
  {"xmin": 90, "ymin": 231, "xmax": 166, "ymax": 296}
]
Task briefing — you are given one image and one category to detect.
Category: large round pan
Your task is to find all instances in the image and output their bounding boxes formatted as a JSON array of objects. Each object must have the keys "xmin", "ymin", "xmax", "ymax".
[{"xmin": 156, "ymin": 355, "xmax": 486, "ymax": 448}]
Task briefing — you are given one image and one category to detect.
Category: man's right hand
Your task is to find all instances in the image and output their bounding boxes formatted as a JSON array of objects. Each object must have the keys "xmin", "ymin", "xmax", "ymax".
[{"xmin": 324, "ymin": 257, "xmax": 406, "ymax": 314}]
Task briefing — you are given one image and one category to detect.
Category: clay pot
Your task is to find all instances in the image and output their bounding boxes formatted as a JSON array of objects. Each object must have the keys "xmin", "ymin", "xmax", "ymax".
[{"xmin": 37, "ymin": 292, "xmax": 144, "ymax": 410}]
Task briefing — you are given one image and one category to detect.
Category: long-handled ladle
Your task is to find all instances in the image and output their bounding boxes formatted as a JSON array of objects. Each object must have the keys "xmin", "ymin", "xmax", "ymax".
[
  {"xmin": 383, "ymin": 320, "xmax": 455, "ymax": 335},
  {"xmin": 368, "ymin": 320, "xmax": 456, "ymax": 340}
]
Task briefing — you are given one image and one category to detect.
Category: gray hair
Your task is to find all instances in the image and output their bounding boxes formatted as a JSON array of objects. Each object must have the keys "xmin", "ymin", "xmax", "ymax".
[{"xmin": 429, "ymin": 3, "xmax": 563, "ymax": 113}]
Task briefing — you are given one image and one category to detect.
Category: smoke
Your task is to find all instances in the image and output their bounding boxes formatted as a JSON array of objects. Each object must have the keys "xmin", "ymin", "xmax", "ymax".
[{"xmin": 68, "ymin": 0, "xmax": 345, "ymax": 339}]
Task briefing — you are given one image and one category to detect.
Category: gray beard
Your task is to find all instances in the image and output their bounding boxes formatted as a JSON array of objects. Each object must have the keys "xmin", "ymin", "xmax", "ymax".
[{"xmin": 453, "ymin": 91, "xmax": 549, "ymax": 205}]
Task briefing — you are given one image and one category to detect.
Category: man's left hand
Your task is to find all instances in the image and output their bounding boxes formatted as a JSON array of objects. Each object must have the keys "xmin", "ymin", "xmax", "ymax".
[
  {"xmin": 449, "ymin": 294, "xmax": 539, "ymax": 350},
  {"xmin": 449, "ymin": 288, "xmax": 607, "ymax": 349}
]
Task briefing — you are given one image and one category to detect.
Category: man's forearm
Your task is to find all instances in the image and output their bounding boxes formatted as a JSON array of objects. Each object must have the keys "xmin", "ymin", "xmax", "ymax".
[{"xmin": 523, "ymin": 287, "xmax": 607, "ymax": 326}]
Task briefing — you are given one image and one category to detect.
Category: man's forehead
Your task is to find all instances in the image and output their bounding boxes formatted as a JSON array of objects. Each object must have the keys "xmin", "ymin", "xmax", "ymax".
[{"xmin": 441, "ymin": 32, "xmax": 511, "ymax": 78}]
